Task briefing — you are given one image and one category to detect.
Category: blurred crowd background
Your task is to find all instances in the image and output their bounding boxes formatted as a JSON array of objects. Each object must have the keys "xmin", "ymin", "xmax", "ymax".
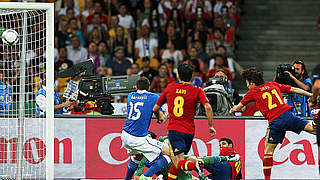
[{"xmin": 49, "ymin": 0, "xmax": 244, "ymax": 96}]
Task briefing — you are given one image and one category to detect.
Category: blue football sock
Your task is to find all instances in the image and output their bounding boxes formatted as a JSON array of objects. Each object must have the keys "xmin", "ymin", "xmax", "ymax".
[
  {"xmin": 144, "ymin": 155, "xmax": 170, "ymax": 177},
  {"xmin": 125, "ymin": 159, "xmax": 139, "ymax": 180}
]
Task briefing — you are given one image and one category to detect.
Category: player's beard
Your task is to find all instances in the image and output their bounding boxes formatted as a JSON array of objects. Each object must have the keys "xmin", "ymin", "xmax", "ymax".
[{"xmin": 295, "ymin": 72, "xmax": 302, "ymax": 80}]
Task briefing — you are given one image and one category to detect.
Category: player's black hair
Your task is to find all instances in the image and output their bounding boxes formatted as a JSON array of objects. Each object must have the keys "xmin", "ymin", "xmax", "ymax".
[
  {"xmin": 293, "ymin": 60, "xmax": 309, "ymax": 79},
  {"xmin": 148, "ymin": 131, "xmax": 157, "ymax": 139},
  {"xmin": 178, "ymin": 64, "xmax": 193, "ymax": 82},
  {"xmin": 136, "ymin": 76, "xmax": 150, "ymax": 90},
  {"xmin": 241, "ymin": 67, "xmax": 265, "ymax": 86},
  {"xmin": 219, "ymin": 137, "xmax": 234, "ymax": 147}
]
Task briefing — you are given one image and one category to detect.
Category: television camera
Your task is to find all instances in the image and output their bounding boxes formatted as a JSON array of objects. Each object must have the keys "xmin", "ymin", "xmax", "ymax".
[
  {"xmin": 275, "ymin": 64, "xmax": 296, "ymax": 86},
  {"xmin": 57, "ymin": 60, "xmax": 139, "ymax": 115}
]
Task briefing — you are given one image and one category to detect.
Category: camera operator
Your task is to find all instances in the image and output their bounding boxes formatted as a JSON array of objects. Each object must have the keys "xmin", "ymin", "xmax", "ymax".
[
  {"xmin": 200, "ymin": 69, "xmax": 241, "ymax": 116},
  {"xmin": 36, "ymin": 76, "xmax": 72, "ymax": 115},
  {"xmin": 213, "ymin": 69, "xmax": 241, "ymax": 105},
  {"xmin": 286, "ymin": 61, "xmax": 312, "ymax": 116}
]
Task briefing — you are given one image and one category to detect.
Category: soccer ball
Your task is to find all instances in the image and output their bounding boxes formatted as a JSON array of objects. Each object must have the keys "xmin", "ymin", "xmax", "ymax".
[{"xmin": 1, "ymin": 29, "xmax": 19, "ymax": 46}]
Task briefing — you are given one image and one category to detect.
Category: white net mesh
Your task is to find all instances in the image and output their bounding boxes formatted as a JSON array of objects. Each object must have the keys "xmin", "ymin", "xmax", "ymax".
[{"xmin": 0, "ymin": 9, "xmax": 47, "ymax": 179}]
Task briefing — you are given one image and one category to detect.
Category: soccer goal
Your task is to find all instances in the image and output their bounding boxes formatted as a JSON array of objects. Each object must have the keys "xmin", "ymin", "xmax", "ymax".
[{"xmin": 0, "ymin": 2, "xmax": 54, "ymax": 180}]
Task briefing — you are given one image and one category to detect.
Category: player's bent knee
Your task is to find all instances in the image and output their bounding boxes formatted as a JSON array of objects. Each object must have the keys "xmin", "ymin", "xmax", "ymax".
[
  {"xmin": 264, "ymin": 143, "xmax": 277, "ymax": 155},
  {"xmin": 304, "ymin": 123, "xmax": 316, "ymax": 135}
]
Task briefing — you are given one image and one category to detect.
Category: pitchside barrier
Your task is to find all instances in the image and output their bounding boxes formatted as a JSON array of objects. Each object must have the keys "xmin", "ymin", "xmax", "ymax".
[{"xmin": 0, "ymin": 115, "xmax": 318, "ymax": 179}]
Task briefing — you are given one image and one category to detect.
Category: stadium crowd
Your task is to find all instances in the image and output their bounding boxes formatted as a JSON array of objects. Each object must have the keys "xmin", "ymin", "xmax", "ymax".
[{"xmin": 52, "ymin": 0, "xmax": 243, "ymax": 95}]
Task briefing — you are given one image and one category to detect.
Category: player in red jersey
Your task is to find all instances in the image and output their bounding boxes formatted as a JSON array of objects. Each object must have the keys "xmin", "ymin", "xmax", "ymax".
[
  {"xmin": 230, "ymin": 67, "xmax": 316, "ymax": 180},
  {"xmin": 153, "ymin": 64, "xmax": 216, "ymax": 180}
]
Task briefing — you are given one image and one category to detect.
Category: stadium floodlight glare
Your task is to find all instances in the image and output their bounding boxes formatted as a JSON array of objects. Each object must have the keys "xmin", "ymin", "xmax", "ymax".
[{"xmin": 0, "ymin": 2, "xmax": 54, "ymax": 180}]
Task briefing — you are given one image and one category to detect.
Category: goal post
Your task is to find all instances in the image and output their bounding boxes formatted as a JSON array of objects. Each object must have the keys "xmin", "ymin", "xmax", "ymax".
[{"xmin": 0, "ymin": 2, "xmax": 54, "ymax": 180}]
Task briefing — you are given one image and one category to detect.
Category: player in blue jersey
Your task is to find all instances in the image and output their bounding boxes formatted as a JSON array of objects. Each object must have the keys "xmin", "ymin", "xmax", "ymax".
[{"xmin": 121, "ymin": 77, "xmax": 170, "ymax": 180}]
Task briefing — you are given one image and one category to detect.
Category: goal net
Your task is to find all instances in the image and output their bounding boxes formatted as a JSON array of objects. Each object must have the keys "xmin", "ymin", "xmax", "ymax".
[{"xmin": 0, "ymin": 3, "xmax": 54, "ymax": 180}]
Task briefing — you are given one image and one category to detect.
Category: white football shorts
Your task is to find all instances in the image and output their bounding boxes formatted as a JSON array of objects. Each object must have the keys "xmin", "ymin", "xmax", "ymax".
[{"xmin": 121, "ymin": 130, "xmax": 162, "ymax": 162}]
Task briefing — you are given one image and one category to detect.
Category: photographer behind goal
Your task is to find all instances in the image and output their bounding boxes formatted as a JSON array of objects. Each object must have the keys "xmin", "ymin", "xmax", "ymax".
[{"xmin": 275, "ymin": 61, "xmax": 312, "ymax": 117}]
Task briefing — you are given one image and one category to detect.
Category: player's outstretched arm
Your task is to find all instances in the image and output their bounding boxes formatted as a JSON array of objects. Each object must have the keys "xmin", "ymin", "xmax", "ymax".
[
  {"xmin": 204, "ymin": 102, "xmax": 216, "ymax": 136},
  {"xmin": 290, "ymin": 87, "xmax": 312, "ymax": 97},
  {"xmin": 230, "ymin": 103, "xmax": 245, "ymax": 115}
]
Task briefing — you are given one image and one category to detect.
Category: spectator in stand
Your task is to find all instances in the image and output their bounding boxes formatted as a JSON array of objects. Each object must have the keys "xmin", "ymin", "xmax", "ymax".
[
  {"xmin": 146, "ymin": 9, "xmax": 162, "ymax": 39},
  {"xmin": 139, "ymin": 57, "xmax": 158, "ymax": 83},
  {"xmin": 214, "ymin": 0, "xmax": 232, "ymax": 18},
  {"xmin": 54, "ymin": 47, "xmax": 73, "ymax": 73},
  {"xmin": 150, "ymin": 63, "xmax": 176, "ymax": 92},
  {"xmin": 192, "ymin": 40, "xmax": 210, "ymax": 66},
  {"xmin": 86, "ymin": 42, "xmax": 101, "ymax": 73},
  {"xmin": 106, "ymin": 46, "xmax": 132, "ymax": 76},
  {"xmin": 208, "ymin": 45, "xmax": 235, "ymax": 80},
  {"xmin": 109, "ymin": 15, "xmax": 130, "ymax": 39},
  {"xmin": 184, "ymin": 46, "xmax": 205, "ymax": 71},
  {"xmin": 186, "ymin": 0, "xmax": 212, "ymax": 25},
  {"xmin": 206, "ymin": 28, "xmax": 233, "ymax": 58},
  {"xmin": 213, "ymin": 15, "xmax": 234, "ymax": 49},
  {"xmin": 58, "ymin": 0, "xmax": 81, "ymax": 18},
  {"xmin": 130, "ymin": 63, "xmax": 141, "ymax": 75},
  {"xmin": 98, "ymin": 41, "xmax": 112, "ymax": 66},
  {"xmin": 81, "ymin": 0, "xmax": 94, "ymax": 18},
  {"xmin": 86, "ymin": 1, "xmax": 108, "ymax": 26},
  {"xmin": 127, "ymin": 63, "xmax": 140, "ymax": 76},
  {"xmin": 118, "ymin": 4, "xmax": 135, "ymax": 35},
  {"xmin": 56, "ymin": 18, "xmax": 72, "ymax": 48},
  {"xmin": 187, "ymin": 19, "xmax": 209, "ymax": 49},
  {"xmin": 164, "ymin": 59, "xmax": 178, "ymax": 80},
  {"xmin": 189, "ymin": 59, "xmax": 204, "ymax": 87},
  {"xmin": 87, "ymin": 27, "xmax": 104, "ymax": 45},
  {"xmin": 137, "ymin": 0, "xmax": 155, "ymax": 27},
  {"xmin": 161, "ymin": 40, "xmax": 183, "ymax": 70},
  {"xmin": 159, "ymin": 24, "xmax": 186, "ymax": 57},
  {"xmin": 97, "ymin": 66, "xmax": 113, "ymax": 77},
  {"xmin": 109, "ymin": 25, "xmax": 133, "ymax": 56},
  {"xmin": 163, "ymin": 0, "xmax": 185, "ymax": 35},
  {"xmin": 109, "ymin": 0, "xmax": 120, "ymax": 15},
  {"xmin": 86, "ymin": 13, "xmax": 108, "ymax": 38},
  {"xmin": 64, "ymin": 8, "xmax": 78, "ymax": 22},
  {"xmin": 222, "ymin": 11, "xmax": 236, "ymax": 48},
  {"xmin": 207, "ymin": 54, "xmax": 233, "ymax": 83},
  {"xmin": 66, "ymin": 35, "xmax": 88, "ymax": 65},
  {"xmin": 229, "ymin": 4, "xmax": 242, "ymax": 39},
  {"xmin": 134, "ymin": 21, "xmax": 158, "ymax": 59},
  {"xmin": 69, "ymin": 17, "xmax": 86, "ymax": 46}
]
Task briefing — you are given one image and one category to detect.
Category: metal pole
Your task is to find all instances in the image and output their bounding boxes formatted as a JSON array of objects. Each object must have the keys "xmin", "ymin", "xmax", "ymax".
[{"xmin": 16, "ymin": 7, "xmax": 28, "ymax": 180}]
